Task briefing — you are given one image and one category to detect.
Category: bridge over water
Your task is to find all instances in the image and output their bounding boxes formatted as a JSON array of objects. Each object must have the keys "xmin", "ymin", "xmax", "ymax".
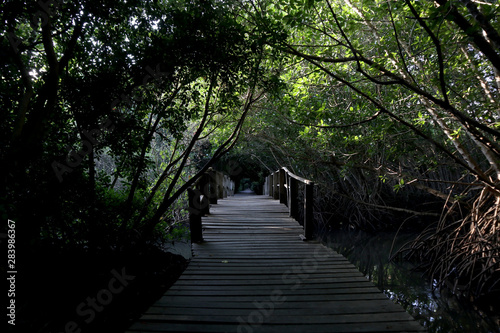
[{"xmin": 126, "ymin": 169, "xmax": 425, "ymax": 332}]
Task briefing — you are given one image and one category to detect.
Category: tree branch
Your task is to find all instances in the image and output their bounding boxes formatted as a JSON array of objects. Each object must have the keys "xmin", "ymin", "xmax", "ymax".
[
  {"xmin": 434, "ymin": 0, "xmax": 500, "ymax": 72},
  {"xmin": 336, "ymin": 191, "xmax": 441, "ymax": 217},
  {"xmin": 284, "ymin": 44, "xmax": 500, "ymax": 157},
  {"xmin": 460, "ymin": 0, "xmax": 500, "ymax": 50},
  {"xmin": 297, "ymin": 52, "xmax": 499, "ymax": 190},
  {"xmin": 145, "ymin": 78, "xmax": 216, "ymax": 229},
  {"xmin": 405, "ymin": 0, "xmax": 449, "ymax": 104},
  {"xmin": 277, "ymin": 106, "xmax": 382, "ymax": 129}
]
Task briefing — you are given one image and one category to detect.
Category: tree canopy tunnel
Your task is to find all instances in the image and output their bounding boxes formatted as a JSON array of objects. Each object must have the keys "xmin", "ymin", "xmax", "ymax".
[{"xmin": 212, "ymin": 154, "xmax": 271, "ymax": 195}]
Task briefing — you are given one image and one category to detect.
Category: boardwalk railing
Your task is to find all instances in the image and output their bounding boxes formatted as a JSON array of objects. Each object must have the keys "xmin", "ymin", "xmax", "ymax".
[
  {"xmin": 188, "ymin": 168, "xmax": 235, "ymax": 243},
  {"xmin": 265, "ymin": 167, "xmax": 315, "ymax": 240}
]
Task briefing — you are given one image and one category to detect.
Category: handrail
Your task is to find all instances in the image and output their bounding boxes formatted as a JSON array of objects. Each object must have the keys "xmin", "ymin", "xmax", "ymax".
[
  {"xmin": 282, "ymin": 167, "xmax": 314, "ymax": 185},
  {"xmin": 188, "ymin": 168, "xmax": 235, "ymax": 243},
  {"xmin": 264, "ymin": 167, "xmax": 315, "ymax": 240}
]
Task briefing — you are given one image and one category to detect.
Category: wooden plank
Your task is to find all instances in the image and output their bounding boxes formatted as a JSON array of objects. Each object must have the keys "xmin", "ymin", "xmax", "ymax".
[
  {"xmin": 183, "ymin": 266, "xmax": 354, "ymax": 272},
  {"xmin": 156, "ymin": 294, "xmax": 389, "ymax": 304},
  {"xmin": 139, "ymin": 312, "xmax": 417, "ymax": 324},
  {"xmin": 177, "ymin": 273, "xmax": 365, "ymax": 280},
  {"xmin": 127, "ymin": 321, "xmax": 425, "ymax": 333},
  {"xmin": 172, "ymin": 277, "xmax": 372, "ymax": 286},
  {"xmin": 127, "ymin": 194, "xmax": 425, "ymax": 332},
  {"xmin": 184, "ymin": 263, "xmax": 352, "ymax": 268},
  {"xmin": 143, "ymin": 302, "xmax": 405, "ymax": 314},
  {"xmin": 168, "ymin": 282, "xmax": 379, "ymax": 291},
  {"xmin": 166, "ymin": 286, "xmax": 382, "ymax": 296}
]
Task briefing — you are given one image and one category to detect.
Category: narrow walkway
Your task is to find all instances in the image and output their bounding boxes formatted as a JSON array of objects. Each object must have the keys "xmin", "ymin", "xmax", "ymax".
[{"xmin": 127, "ymin": 194, "xmax": 425, "ymax": 332}]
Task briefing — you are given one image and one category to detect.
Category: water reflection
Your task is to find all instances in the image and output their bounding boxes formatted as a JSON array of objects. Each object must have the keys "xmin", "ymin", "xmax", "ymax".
[{"xmin": 322, "ymin": 230, "xmax": 500, "ymax": 333}]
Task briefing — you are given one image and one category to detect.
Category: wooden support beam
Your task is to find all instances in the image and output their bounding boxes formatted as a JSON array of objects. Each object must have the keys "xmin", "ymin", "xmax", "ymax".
[
  {"xmin": 208, "ymin": 168, "xmax": 218, "ymax": 204},
  {"xmin": 304, "ymin": 182, "xmax": 314, "ymax": 240},
  {"xmin": 223, "ymin": 175, "xmax": 229, "ymax": 198},
  {"xmin": 187, "ymin": 167, "xmax": 235, "ymax": 243},
  {"xmin": 289, "ymin": 177, "xmax": 298, "ymax": 219},
  {"xmin": 198, "ymin": 172, "xmax": 210, "ymax": 216},
  {"xmin": 187, "ymin": 187, "xmax": 203, "ymax": 243},
  {"xmin": 273, "ymin": 171, "xmax": 279, "ymax": 200},
  {"xmin": 268, "ymin": 175, "xmax": 272, "ymax": 197},
  {"xmin": 217, "ymin": 172, "xmax": 224, "ymax": 199},
  {"xmin": 264, "ymin": 168, "xmax": 316, "ymax": 239},
  {"xmin": 279, "ymin": 168, "xmax": 287, "ymax": 205}
]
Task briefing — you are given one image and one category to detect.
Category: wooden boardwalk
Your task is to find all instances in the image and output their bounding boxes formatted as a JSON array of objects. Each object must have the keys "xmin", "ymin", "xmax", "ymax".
[{"xmin": 127, "ymin": 194, "xmax": 425, "ymax": 332}]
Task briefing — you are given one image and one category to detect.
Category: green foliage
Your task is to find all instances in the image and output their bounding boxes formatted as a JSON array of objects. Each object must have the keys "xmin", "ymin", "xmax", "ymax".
[
  {"xmin": 233, "ymin": 0, "xmax": 500, "ymax": 232},
  {"xmin": 167, "ymin": 223, "xmax": 190, "ymax": 241},
  {"xmin": 229, "ymin": 0, "xmax": 500, "ymax": 300},
  {"xmin": 2, "ymin": 0, "xmax": 272, "ymax": 252},
  {"xmin": 4, "ymin": 0, "xmax": 500, "ymax": 299}
]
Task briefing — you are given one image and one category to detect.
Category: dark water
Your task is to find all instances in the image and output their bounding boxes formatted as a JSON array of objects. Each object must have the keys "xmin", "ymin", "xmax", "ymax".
[{"xmin": 322, "ymin": 230, "xmax": 500, "ymax": 333}]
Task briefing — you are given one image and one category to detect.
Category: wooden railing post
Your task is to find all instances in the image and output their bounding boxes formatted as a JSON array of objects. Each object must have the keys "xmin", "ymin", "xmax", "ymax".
[
  {"xmin": 268, "ymin": 176, "xmax": 271, "ymax": 197},
  {"xmin": 273, "ymin": 171, "xmax": 279, "ymax": 200},
  {"xmin": 223, "ymin": 175, "xmax": 229, "ymax": 198},
  {"xmin": 268, "ymin": 175, "xmax": 272, "ymax": 197},
  {"xmin": 207, "ymin": 168, "xmax": 218, "ymax": 204},
  {"xmin": 279, "ymin": 168, "xmax": 287, "ymax": 205},
  {"xmin": 188, "ymin": 187, "xmax": 203, "ymax": 243},
  {"xmin": 266, "ymin": 167, "xmax": 315, "ymax": 240},
  {"xmin": 217, "ymin": 171, "xmax": 224, "ymax": 199},
  {"xmin": 289, "ymin": 177, "xmax": 298, "ymax": 219},
  {"xmin": 188, "ymin": 167, "xmax": 235, "ymax": 243},
  {"xmin": 198, "ymin": 172, "xmax": 210, "ymax": 216},
  {"xmin": 304, "ymin": 182, "xmax": 314, "ymax": 240}
]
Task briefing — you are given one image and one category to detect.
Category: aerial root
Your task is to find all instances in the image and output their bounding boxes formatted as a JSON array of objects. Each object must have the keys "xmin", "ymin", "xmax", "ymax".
[{"xmin": 397, "ymin": 186, "xmax": 500, "ymax": 299}]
